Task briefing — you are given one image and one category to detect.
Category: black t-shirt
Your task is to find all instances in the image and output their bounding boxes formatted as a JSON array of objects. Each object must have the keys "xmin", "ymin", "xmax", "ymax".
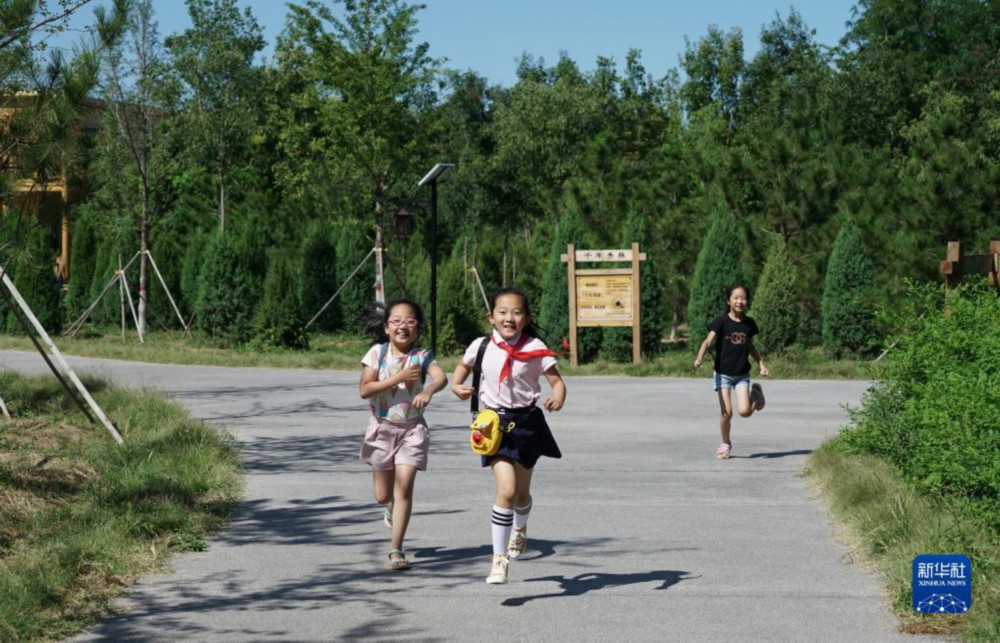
[{"xmin": 708, "ymin": 314, "xmax": 759, "ymax": 376}]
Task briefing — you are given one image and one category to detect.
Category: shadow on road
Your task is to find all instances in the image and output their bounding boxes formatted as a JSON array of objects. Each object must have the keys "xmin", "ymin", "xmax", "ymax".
[
  {"xmin": 501, "ymin": 569, "xmax": 693, "ymax": 607},
  {"xmin": 737, "ymin": 449, "xmax": 813, "ymax": 459}
]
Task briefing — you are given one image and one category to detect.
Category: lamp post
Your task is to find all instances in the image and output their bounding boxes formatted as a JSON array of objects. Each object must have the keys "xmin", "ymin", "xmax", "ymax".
[{"xmin": 418, "ymin": 163, "xmax": 454, "ymax": 355}]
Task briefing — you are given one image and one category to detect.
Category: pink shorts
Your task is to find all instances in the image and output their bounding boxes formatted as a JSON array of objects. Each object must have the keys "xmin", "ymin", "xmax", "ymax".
[{"xmin": 360, "ymin": 415, "xmax": 429, "ymax": 471}]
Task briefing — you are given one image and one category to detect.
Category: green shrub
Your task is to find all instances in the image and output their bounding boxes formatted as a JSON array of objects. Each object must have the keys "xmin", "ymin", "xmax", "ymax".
[
  {"xmin": 179, "ymin": 230, "xmax": 208, "ymax": 319},
  {"xmin": 751, "ymin": 240, "xmax": 799, "ymax": 354},
  {"xmin": 838, "ymin": 284, "xmax": 1000, "ymax": 527},
  {"xmin": 195, "ymin": 232, "xmax": 261, "ymax": 343},
  {"xmin": 600, "ymin": 211, "xmax": 666, "ymax": 361},
  {"xmin": 686, "ymin": 203, "xmax": 746, "ymax": 351},
  {"xmin": 253, "ymin": 250, "xmax": 308, "ymax": 349},
  {"xmin": 5, "ymin": 225, "xmax": 62, "ymax": 335},
  {"xmin": 821, "ymin": 217, "xmax": 878, "ymax": 357},
  {"xmin": 435, "ymin": 246, "xmax": 481, "ymax": 354},
  {"xmin": 299, "ymin": 222, "xmax": 339, "ymax": 332},
  {"xmin": 538, "ymin": 207, "xmax": 600, "ymax": 362},
  {"xmin": 64, "ymin": 205, "xmax": 99, "ymax": 320},
  {"xmin": 332, "ymin": 221, "xmax": 373, "ymax": 333}
]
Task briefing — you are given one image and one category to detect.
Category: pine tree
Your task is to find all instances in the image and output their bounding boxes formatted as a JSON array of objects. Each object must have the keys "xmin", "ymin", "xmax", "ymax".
[
  {"xmin": 64, "ymin": 205, "xmax": 99, "ymax": 320},
  {"xmin": 253, "ymin": 250, "xmax": 308, "ymax": 349},
  {"xmin": 5, "ymin": 226, "xmax": 62, "ymax": 335},
  {"xmin": 538, "ymin": 206, "xmax": 600, "ymax": 361},
  {"xmin": 195, "ymin": 231, "xmax": 260, "ymax": 343},
  {"xmin": 333, "ymin": 221, "xmax": 373, "ymax": 334},
  {"xmin": 751, "ymin": 240, "xmax": 799, "ymax": 354},
  {"xmin": 299, "ymin": 222, "xmax": 340, "ymax": 332},
  {"xmin": 686, "ymin": 204, "xmax": 746, "ymax": 351},
  {"xmin": 600, "ymin": 211, "xmax": 667, "ymax": 360},
  {"xmin": 822, "ymin": 217, "xmax": 878, "ymax": 357}
]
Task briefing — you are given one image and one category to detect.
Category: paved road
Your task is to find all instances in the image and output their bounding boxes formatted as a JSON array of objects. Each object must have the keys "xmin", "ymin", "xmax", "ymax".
[{"xmin": 1, "ymin": 351, "xmax": 914, "ymax": 641}]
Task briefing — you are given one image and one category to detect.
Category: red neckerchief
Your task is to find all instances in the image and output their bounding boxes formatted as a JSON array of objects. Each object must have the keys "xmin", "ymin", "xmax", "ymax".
[{"xmin": 491, "ymin": 333, "xmax": 557, "ymax": 390}]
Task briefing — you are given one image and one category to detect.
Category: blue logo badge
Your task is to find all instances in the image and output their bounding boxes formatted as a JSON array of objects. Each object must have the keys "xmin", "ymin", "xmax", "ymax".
[{"xmin": 913, "ymin": 554, "xmax": 972, "ymax": 613}]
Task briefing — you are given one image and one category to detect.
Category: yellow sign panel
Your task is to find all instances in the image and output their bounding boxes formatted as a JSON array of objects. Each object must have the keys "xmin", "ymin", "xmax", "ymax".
[{"xmin": 576, "ymin": 274, "xmax": 633, "ymax": 326}]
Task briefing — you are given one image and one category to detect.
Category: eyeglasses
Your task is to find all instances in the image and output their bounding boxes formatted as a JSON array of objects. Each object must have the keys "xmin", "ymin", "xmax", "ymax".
[{"xmin": 387, "ymin": 317, "xmax": 419, "ymax": 328}]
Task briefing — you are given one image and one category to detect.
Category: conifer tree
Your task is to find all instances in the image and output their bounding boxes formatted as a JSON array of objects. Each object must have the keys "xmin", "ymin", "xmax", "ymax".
[
  {"xmin": 195, "ymin": 231, "xmax": 260, "ymax": 343},
  {"xmin": 686, "ymin": 204, "xmax": 746, "ymax": 351},
  {"xmin": 300, "ymin": 222, "xmax": 339, "ymax": 332},
  {"xmin": 538, "ymin": 206, "xmax": 600, "ymax": 361},
  {"xmin": 253, "ymin": 250, "xmax": 308, "ymax": 349},
  {"xmin": 333, "ymin": 221, "xmax": 373, "ymax": 334},
  {"xmin": 751, "ymin": 239, "xmax": 799, "ymax": 353},
  {"xmin": 822, "ymin": 217, "xmax": 878, "ymax": 357}
]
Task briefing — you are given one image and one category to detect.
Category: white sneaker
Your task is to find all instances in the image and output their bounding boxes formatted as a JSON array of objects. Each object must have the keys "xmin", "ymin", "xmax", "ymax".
[
  {"xmin": 507, "ymin": 527, "xmax": 527, "ymax": 559},
  {"xmin": 486, "ymin": 554, "xmax": 509, "ymax": 584}
]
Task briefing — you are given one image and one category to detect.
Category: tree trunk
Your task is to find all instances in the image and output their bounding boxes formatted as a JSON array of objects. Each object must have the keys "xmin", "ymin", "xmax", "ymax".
[{"xmin": 138, "ymin": 204, "xmax": 148, "ymax": 336}]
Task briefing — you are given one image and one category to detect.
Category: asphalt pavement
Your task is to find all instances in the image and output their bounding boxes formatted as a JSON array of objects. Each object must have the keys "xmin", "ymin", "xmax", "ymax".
[{"xmin": 0, "ymin": 350, "xmax": 920, "ymax": 641}]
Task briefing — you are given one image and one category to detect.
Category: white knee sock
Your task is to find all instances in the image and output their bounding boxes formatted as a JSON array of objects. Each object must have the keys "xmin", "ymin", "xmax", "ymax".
[
  {"xmin": 513, "ymin": 497, "xmax": 532, "ymax": 531},
  {"xmin": 491, "ymin": 505, "xmax": 513, "ymax": 555}
]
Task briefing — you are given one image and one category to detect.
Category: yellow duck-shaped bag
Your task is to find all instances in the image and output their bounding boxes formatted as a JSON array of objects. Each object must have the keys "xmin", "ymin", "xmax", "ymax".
[{"xmin": 470, "ymin": 409, "xmax": 503, "ymax": 456}]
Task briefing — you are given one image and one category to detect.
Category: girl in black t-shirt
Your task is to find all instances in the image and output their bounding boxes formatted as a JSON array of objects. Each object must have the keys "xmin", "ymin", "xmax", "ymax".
[{"xmin": 693, "ymin": 284, "xmax": 770, "ymax": 459}]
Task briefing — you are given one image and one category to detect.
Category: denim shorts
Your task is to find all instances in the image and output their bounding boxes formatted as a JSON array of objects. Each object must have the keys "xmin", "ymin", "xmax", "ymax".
[{"xmin": 714, "ymin": 372, "xmax": 750, "ymax": 391}]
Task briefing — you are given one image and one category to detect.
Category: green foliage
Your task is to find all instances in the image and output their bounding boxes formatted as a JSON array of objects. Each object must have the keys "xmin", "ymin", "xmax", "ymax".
[
  {"xmin": 838, "ymin": 284, "xmax": 1000, "ymax": 526},
  {"xmin": 5, "ymin": 225, "xmax": 62, "ymax": 335},
  {"xmin": 332, "ymin": 222, "xmax": 372, "ymax": 333},
  {"xmin": 253, "ymin": 250, "xmax": 308, "ymax": 350},
  {"xmin": 750, "ymin": 240, "xmax": 799, "ymax": 353},
  {"xmin": 179, "ymin": 230, "xmax": 208, "ymax": 319},
  {"xmin": 299, "ymin": 222, "xmax": 339, "ymax": 332},
  {"xmin": 194, "ymin": 232, "xmax": 261, "ymax": 343},
  {"xmin": 821, "ymin": 218, "xmax": 878, "ymax": 357},
  {"xmin": 600, "ymin": 211, "xmax": 667, "ymax": 361},
  {"xmin": 686, "ymin": 203, "xmax": 746, "ymax": 351},
  {"xmin": 435, "ymin": 245, "xmax": 481, "ymax": 354},
  {"xmin": 538, "ymin": 206, "xmax": 601, "ymax": 361},
  {"xmin": 64, "ymin": 206, "xmax": 99, "ymax": 320}
]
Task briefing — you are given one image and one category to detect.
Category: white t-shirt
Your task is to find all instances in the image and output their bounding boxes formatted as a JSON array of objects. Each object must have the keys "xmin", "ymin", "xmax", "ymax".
[
  {"xmin": 362, "ymin": 343, "xmax": 435, "ymax": 422},
  {"xmin": 461, "ymin": 330, "xmax": 557, "ymax": 410}
]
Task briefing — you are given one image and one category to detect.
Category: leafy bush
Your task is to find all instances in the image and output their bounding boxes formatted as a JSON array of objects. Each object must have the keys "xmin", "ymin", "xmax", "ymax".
[
  {"xmin": 332, "ymin": 221, "xmax": 373, "ymax": 334},
  {"xmin": 64, "ymin": 205, "xmax": 100, "ymax": 320},
  {"xmin": 751, "ymin": 240, "xmax": 799, "ymax": 354},
  {"xmin": 600, "ymin": 211, "xmax": 666, "ymax": 361},
  {"xmin": 5, "ymin": 225, "xmax": 62, "ymax": 335},
  {"xmin": 837, "ymin": 284, "xmax": 1000, "ymax": 525},
  {"xmin": 686, "ymin": 203, "xmax": 746, "ymax": 351},
  {"xmin": 253, "ymin": 250, "xmax": 308, "ymax": 349},
  {"xmin": 435, "ymin": 247, "xmax": 481, "ymax": 354},
  {"xmin": 821, "ymin": 217, "xmax": 878, "ymax": 357},
  {"xmin": 299, "ymin": 222, "xmax": 339, "ymax": 332},
  {"xmin": 538, "ymin": 206, "xmax": 600, "ymax": 362},
  {"xmin": 195, "ymin": 232, "xmax": 261, "ymax": 343}
]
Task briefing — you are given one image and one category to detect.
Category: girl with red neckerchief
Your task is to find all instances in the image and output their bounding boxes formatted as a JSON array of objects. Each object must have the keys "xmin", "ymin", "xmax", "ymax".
[{"xmin": 451, "ymin": 287, "xmax": 567, "ymax": 585}]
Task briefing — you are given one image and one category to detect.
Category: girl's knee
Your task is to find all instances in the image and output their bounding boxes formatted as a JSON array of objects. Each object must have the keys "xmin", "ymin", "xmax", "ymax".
[
  {"xmin": 373, "ymin": 488, "xmax": 392, "ymax": 504},
  {"xmin": 737, "ymin": 407, "xmax": 753, "ymax": 418}
]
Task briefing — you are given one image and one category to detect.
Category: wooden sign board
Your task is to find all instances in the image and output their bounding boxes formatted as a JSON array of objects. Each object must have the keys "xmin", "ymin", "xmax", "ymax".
[
  {"xmin": 576, "ymin": 274, "xmax": 633, "ymax": 325},
  {"xmin": 560, "ymin": 243, "xmax": 646, "ymax": 367}
]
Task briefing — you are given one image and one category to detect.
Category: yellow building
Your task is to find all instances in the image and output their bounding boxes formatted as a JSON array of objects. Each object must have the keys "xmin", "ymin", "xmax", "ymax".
[{"xmin": 1, "ymin": 92, "xmax": 104, "ymax": 283}]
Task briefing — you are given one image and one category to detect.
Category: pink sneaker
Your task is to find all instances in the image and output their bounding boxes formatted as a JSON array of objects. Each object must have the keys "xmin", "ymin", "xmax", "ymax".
[{"xmin": 715, "ymin": 442, "xmax": 732, "ymax": 459}]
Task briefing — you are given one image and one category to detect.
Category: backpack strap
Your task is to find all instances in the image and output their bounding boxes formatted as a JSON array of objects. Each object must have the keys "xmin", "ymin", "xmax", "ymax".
[
  {"xmin": 470, "ymin": 336, "xmax": 490, "ymax": 414},
  {"xmin": 380, "ymin": 342, "xmax": 434, "ymax": 385},
  {"xmin": 376, "ymin": 342, "xmax": 389, "ymax": 373},
  {"xmin": 420, "ymin": 350, "xmax": 434, "ymax": 384}
]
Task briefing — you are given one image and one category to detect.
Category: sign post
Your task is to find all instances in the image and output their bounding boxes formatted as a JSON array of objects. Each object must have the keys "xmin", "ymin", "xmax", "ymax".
[{"xmin": 561, "ymin": 243, "xmax": 646, "ymax": 367}]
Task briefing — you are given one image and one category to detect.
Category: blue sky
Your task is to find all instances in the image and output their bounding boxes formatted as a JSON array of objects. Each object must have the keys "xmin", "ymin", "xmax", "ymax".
[{"xmin": 53, "ymin": 0, "xmax": 861, "ymax": 87}]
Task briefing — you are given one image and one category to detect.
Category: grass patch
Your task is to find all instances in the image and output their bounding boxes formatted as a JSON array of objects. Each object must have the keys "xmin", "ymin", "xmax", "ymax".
[
  {"xmin": 804, "ymin": 443, "xmax": 1000, "ymax": 640},
  {"xmin": 0, "ymin": 370, "xmax": 242, "ymax": 641},
  {"xmin": 0, "ymin": 331, "xmax": 868, "ymax": 378}
]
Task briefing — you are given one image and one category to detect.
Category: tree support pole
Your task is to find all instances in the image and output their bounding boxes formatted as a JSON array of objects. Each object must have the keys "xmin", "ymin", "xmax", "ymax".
[{"xmin": 0, "ymin": 268, "xmax": 123, "ymax": 443}]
